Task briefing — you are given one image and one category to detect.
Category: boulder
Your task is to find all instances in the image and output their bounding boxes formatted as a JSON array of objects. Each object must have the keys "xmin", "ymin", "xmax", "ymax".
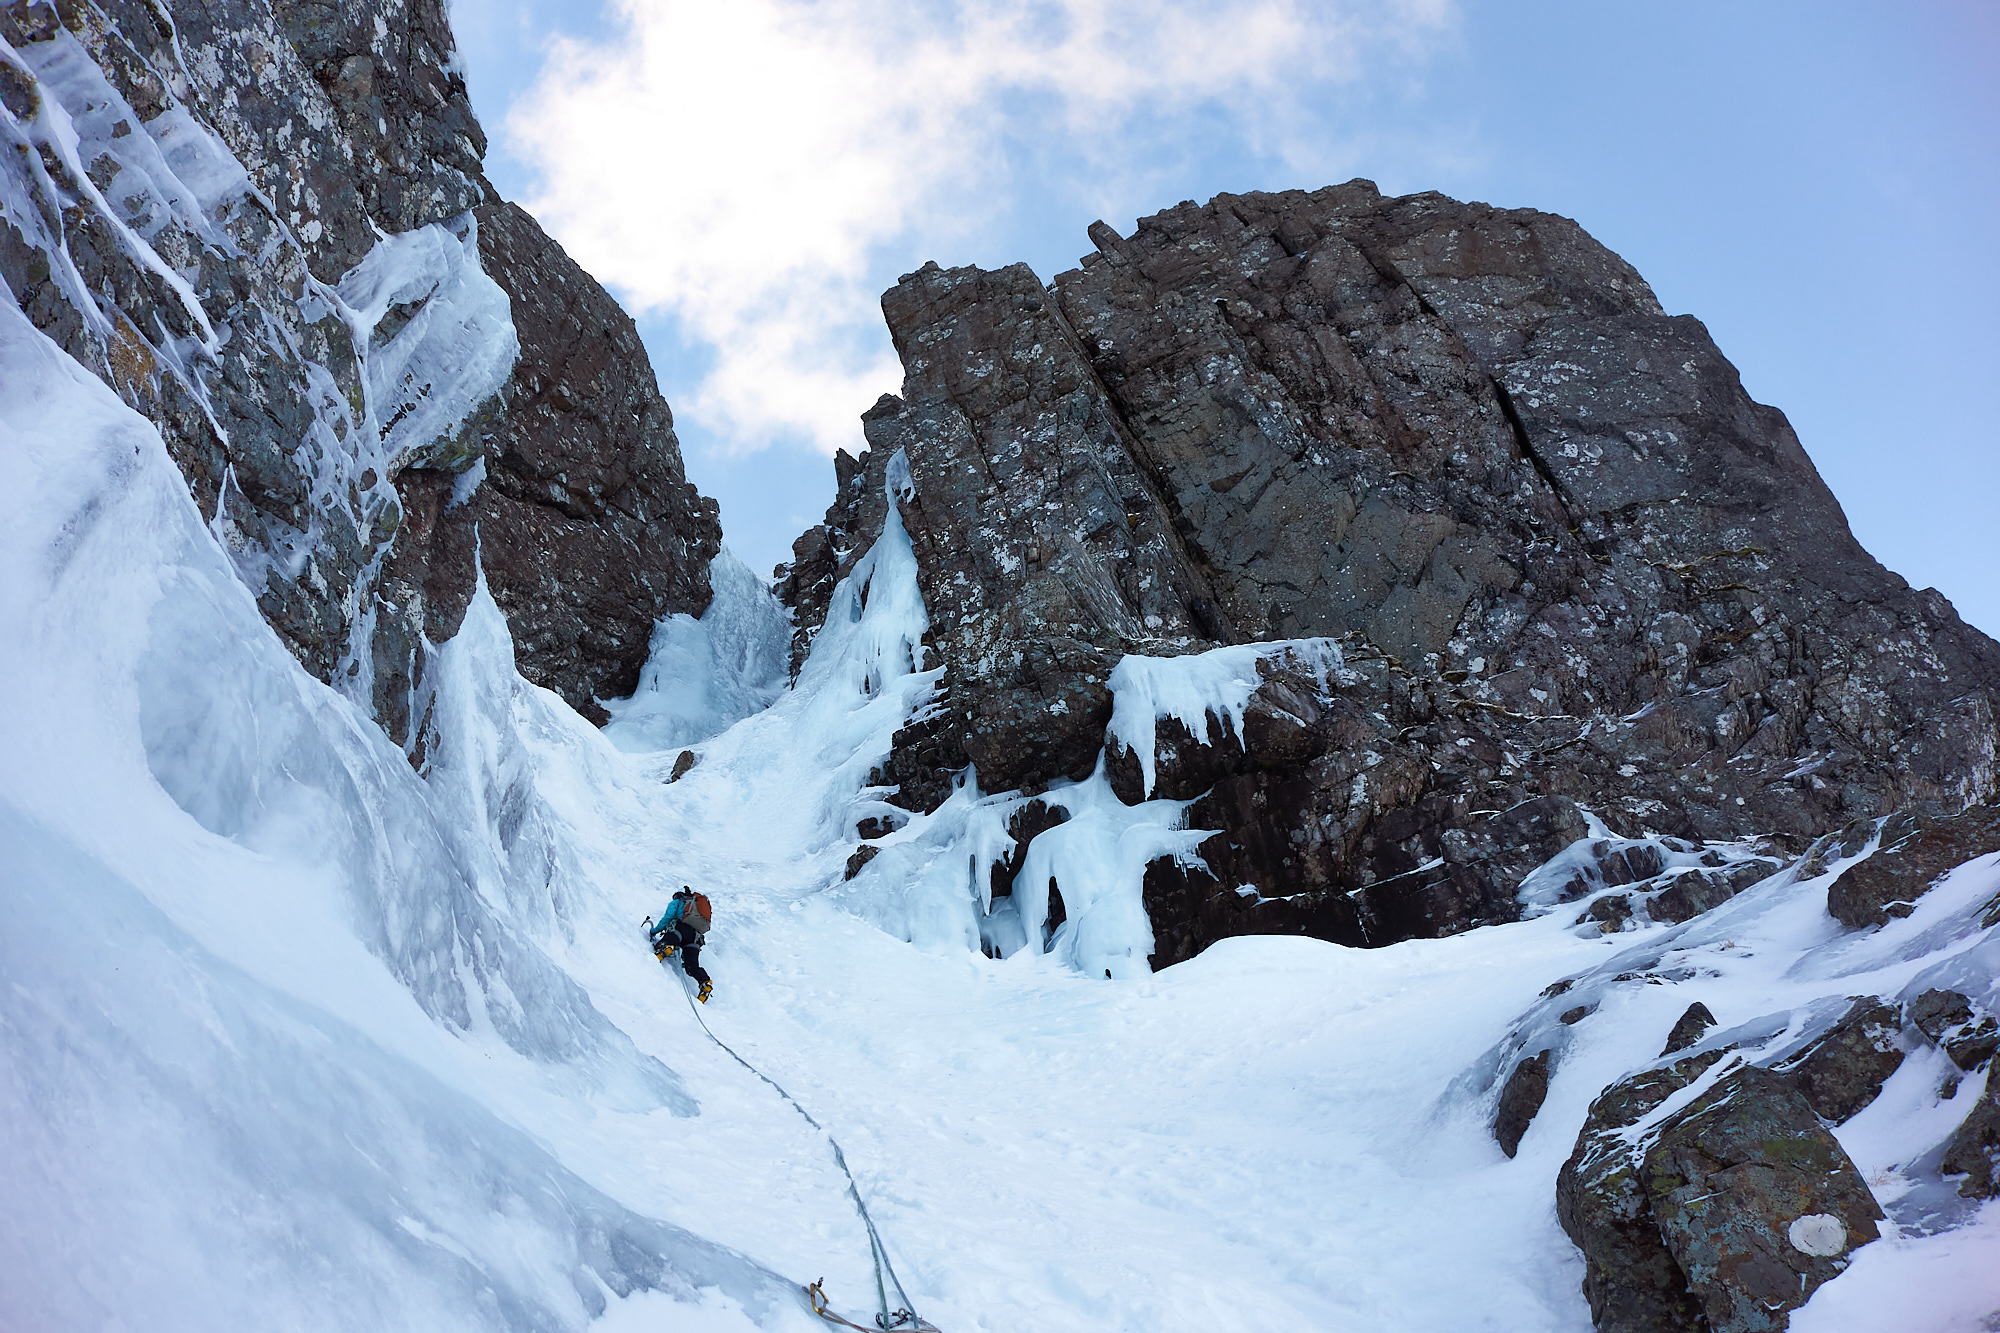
[
  {"xmin": 1911, "ymin": 988, "xmax": 1975, "ymax": 1040},
  {"xmin": 1559, "ymin": 1054, "xmax": 1884, "ymax": 1333},
  {"xmin": 1777, "ymin": 997, "xmax": 1907, "ymax": 1123},
  {"xmin": 1659, "ymin": 1003, "xmax": 1716, "ymax": 1057},
  {"xmin": 1557, "ymin": 1051, "xmax": 1723, "ymax": 1333},
  {"xmin": 1494, "ymin": 1049, "xmax": 1552, "ymax": 1158},
  {"xmin": 1643, "ymin": 1067, "xmax": 1883, "ymax": 1333}
]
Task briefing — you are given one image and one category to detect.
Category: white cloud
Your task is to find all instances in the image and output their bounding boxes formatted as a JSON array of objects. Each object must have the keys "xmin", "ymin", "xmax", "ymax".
[{"xmin": 506, "ymin": 0, "xmax": 1455, "ymax": 456}]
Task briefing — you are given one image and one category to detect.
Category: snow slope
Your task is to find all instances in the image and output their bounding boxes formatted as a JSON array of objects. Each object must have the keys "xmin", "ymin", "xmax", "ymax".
[{"xmin": 2, "ymin": 296, "xmax": 1995, "ymax": 1331}]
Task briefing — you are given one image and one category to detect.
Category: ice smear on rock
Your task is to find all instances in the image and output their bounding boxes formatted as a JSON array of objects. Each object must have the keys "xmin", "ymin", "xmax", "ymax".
[
  {"xmin": 333, "ymin": 211, "xmax": 520, "ymax": 473},
  {"xmin": 673, "ymin": 446, "xmax": 982, "ymax": 951},
  {"xmin": 1107, "ymin": 638, "xmax": 1343, "ymax": 797},
  {"xmin": 1008, "ymin": 760, "xmax": 1214, "ymax": 978},
  {"xmin": 602, "ymin": 548, "xmax": 791, "ymax": 753},
  {"xmin": 9, "ymin": 28, "xmax": 224, "ymax": 348},
  {"xmin": 816, "ymin": 461, "xmax": 1220, "ymax": 974},
  {"xmin": 838, "ymin": 757, "xmax": 1210, "ymax": 975},
  {"xmin": 837, "ymin": 770, "xmax": 1027, "ymax": 956},
  {"xmin": 783, "ymin": 448, "xmax": 939, "ymax": 814}
]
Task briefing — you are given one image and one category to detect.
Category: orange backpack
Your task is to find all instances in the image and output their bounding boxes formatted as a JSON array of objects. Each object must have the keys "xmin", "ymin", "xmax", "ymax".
[{"xmin": 688, "ymin": 892, "xmax": 713, "ymax": 933}]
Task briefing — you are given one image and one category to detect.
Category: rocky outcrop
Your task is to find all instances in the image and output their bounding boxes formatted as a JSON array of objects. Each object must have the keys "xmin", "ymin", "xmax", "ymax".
[
  {"xmin": 784, "ymin": 184, "xmax": 2000, "ymax": 957},
  {"xmin": 1524, "ymin": 836, "xmax": 1784, "ymax": 939},
  {"xmin": 1, "ymin": 0, "xmax": 718, "ymax": 741},
  {"xmin": 1909, "ymin": 988, "xmax": 2000, "ymax": 1073},
  {"xmin": 783, "ymin": 263, "xmax": 1230, "ymax": 811},
  {"xmin": 1659, "ymin": 1003, "xmax": 1716, "ymax": 1056},
  {"xmin": 1479, "ymin": 777, "xmax": 2000, "ymax": 1333},
  {"xmin": 1558, "ymin": 1055, "xmax": 1883, "ymax": 1333},
  {"xmin": 1825, "ymin": 802, "xmax": 2000, "ymax": 929},
  {"xmin": 1941, "ymin": 1087, "xmax": 2000, "ymax": 1199},
  {"xmin": 379, "ymin": 201, "xmax": 721, "ymax": 732}
]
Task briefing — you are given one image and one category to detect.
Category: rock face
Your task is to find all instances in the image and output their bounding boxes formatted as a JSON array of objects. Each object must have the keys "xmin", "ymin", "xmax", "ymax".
[
  {"xmin": 1, "ymin": 0, "xmax": 719, "ymax": 741},
  {"xmin": 784, "ymin": 184, "xmax": 2000, "ymax": 957}
]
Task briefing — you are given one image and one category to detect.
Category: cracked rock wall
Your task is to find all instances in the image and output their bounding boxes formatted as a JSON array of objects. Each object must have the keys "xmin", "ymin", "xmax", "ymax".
[{"xmin": 785, "ymin": 182, "xmax": 2000, "ymax": 957}]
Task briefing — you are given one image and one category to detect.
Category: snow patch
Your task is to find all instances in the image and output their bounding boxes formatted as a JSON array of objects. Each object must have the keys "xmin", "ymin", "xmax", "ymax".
[
  {"xmin": 449, "ymin": 454, "xmax": 488, "ymax": 508},
  {"xmin": 1516, "ymin": 830, "xmax": 1777, "ymax": 919}
]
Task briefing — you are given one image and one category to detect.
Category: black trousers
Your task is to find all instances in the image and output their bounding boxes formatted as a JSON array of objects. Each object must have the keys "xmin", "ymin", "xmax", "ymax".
[{"xmin": 657, "ymin": 922, "xmax": 710, "ymax": 987}]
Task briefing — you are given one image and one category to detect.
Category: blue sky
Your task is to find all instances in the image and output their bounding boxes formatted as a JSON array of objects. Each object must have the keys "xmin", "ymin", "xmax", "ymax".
[{"xmin": 452, "ymin": 0, "xmax": 1998, "ymax": 636}]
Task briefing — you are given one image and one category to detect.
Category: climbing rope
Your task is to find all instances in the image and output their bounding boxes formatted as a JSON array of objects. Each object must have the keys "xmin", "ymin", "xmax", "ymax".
[{"xmin": 649, "ymin": 921, "xmax": 940, "ymax": 1332}]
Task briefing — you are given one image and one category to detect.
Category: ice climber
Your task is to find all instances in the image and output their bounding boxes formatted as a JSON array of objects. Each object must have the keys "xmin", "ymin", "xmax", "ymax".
[{"xmin": 649, "ymin": 886, "xmax": 714, "ymax": 1002}]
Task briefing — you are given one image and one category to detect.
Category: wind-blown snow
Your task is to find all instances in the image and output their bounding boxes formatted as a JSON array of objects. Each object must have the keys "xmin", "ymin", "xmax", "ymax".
[{"xmin": 2, "ymin": 294, "xmax": 1993, "ymax": 1332}]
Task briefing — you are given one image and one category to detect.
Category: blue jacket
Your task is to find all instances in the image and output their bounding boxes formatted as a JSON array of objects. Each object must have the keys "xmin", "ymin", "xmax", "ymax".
[{"xmin": 656, "ymin": 898, "xmax": 686, "ymax": 929}]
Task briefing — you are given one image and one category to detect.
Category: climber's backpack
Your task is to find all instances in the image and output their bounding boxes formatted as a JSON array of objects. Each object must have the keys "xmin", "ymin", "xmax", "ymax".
[{"xmin": 686, "ymin": 892, "xmax": 713, "ymax": 935}]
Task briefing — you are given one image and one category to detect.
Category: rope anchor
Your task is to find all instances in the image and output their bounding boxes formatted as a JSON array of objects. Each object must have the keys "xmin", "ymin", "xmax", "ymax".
[{"xmin": 807, "ymin": 1280, "xmax": 940, "ymax": 1332}]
